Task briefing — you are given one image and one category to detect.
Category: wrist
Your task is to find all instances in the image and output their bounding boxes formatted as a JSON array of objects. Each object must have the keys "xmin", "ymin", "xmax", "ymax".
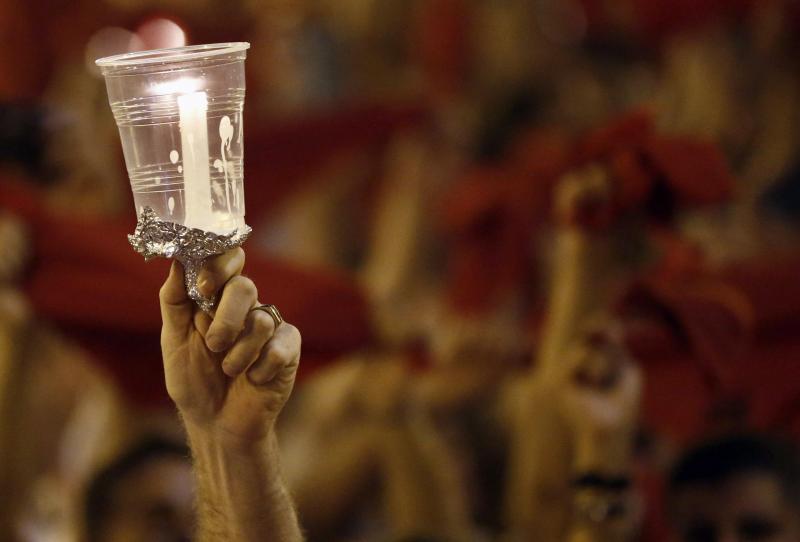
[
  {"xmin": 188, "ymin": 425, "xmax": 284, "ymax": 516},
  {"xmin": 185, "ymin": 419, "xmax": 278, "ymax": 458},
  {"xmin": 185, "ymin": 420, "xmax": 299, "ymax": 542}
]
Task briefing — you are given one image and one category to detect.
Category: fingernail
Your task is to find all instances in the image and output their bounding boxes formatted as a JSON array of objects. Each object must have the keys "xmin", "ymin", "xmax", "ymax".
[
  {"xmin": 198, "ymin": 276, "xmax": 214, "ymax": 297},
  {"xmin": 206, "ymin": 334, "xmax": 225, "ymax": 353}
]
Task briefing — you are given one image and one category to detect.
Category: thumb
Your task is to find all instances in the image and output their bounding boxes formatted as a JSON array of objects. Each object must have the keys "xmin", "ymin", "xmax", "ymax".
[{"xmin": 159, "ymin": 261, "xmax": 193, "ymax": 338}]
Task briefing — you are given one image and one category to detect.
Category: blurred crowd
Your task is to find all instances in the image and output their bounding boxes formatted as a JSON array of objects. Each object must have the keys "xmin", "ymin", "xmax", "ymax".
[{"xmin": 2, "ymin": 0, "xmax": 800, "ymax": 540}]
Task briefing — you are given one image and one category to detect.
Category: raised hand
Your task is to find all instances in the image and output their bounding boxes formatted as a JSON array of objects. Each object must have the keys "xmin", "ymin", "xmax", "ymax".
[
  {"xmin": 159, "ymin": 248, "xmax": 301, "ymax": 447},
  {"xmin": 554, "ymin": 164, "xmax": 613, "ymax": 229}
]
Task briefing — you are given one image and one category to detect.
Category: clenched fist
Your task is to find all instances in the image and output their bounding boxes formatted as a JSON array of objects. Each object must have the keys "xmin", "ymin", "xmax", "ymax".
[{"xmin": 159, "ymin": 248, "xmax": 301, "ymax": 447}]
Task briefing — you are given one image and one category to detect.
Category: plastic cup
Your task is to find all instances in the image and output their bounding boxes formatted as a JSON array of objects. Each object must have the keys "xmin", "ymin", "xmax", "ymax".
[{"xmin": 96, "ymin": 43, "xmax": 250, "ymax": 234}]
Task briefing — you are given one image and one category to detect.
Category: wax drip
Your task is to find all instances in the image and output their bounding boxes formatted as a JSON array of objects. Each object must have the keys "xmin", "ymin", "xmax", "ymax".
[{"xmin": 219, "ymin": 116, "xmax": 234, "ymax": 215}]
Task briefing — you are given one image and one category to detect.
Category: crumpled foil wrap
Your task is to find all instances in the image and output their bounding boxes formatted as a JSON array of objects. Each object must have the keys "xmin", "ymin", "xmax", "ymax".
[{"xmin": 128, "ymin": 207, "xmax": 252, "ymax": 312}]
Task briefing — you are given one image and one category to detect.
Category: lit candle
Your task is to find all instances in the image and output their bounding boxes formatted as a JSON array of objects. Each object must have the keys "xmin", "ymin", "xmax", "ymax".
[{"xmin": 178, "ymin": 91, "xmax": 214, "ymax": 230}]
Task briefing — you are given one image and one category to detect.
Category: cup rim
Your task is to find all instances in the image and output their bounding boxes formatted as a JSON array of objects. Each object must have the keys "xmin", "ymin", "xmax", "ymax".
[{"xmin": 95, "ymin": 42, "xmax": 250, "ymax": 68}]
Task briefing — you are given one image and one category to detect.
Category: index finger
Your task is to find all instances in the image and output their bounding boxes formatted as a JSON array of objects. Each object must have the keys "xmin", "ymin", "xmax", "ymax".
[{"xmin": 196, "ymin": 247, "xmax": 245, "ymax": 299}]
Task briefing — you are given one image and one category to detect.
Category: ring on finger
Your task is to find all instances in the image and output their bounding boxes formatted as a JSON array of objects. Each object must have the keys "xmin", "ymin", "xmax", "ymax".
[{"xmin": 250, "ymin": 303, "xmax": 283, "ymax": 330}]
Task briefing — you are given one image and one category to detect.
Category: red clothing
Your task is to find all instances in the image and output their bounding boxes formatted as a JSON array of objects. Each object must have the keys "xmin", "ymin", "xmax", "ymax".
[
  {"xmin": 414, "ymin": 0, "xmax": 471, "ymax": 99},
  {"xmin": 0, "ymin": 98, "xmax": 430, "ymax": 405},
  {"xmin": 1, "ymin": 178, "xmax": 374, "ymax": 405},
  {"xmin": 620, "ymin": 251, "xmax": 800, "ymax": 542},
  {"xmin": 578, "ymin": 0, "xmax": 756, "ymax": 45},
  {"xmin": 243, "ymin": 102, "xmax": 429, "ymax": 229},
  {"xmin": 442, "ymin": 111, "xmax": 734, "ymax": 315},
  {"xmin": 623, "ymin": 252, "xmax": 800, "ymax": 441},
  {"xmin": 575, "ymin": 110, "xmax": 734, "ymax": 226}
]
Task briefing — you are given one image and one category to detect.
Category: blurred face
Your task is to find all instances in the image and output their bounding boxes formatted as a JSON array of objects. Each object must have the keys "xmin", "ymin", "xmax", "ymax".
[
  {"xmin": 670, "ymin": 472, "xmax": 800, "ymax": 542},
  {"xmin": 571, "ymin": 323, "xmax": 629, "ymax": 388},
  {"xmin": 96, "ymin": 456, "xmax": 195, "ymax": 542}
]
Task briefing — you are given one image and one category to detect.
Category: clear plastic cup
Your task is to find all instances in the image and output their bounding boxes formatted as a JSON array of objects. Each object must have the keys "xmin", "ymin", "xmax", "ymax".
[{"xmin": 96, "ymin": 43, "xmax": 250, "ymax": 234}]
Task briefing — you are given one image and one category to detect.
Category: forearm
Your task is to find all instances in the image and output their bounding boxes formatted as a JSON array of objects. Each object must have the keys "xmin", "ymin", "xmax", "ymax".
[
  {"xmin": 187, "ymin": 426, "xmax": 303, "ymax": 542},
  {"xmin": 503, "ymin": 390, "xmax": 572, "ymax": 541},
  {"xmin": 361, "ymin": 135, "xmax": 428, "ymax": 304},
  {"xmin": 377, "ymin": 417, "xmax": 471, "ymax": 540},
  {"xmin": 537, "ymin": 229, "xmax": 611, "ymax": 377},
  {"xmin": 0, "ymin": 306, "xmax": 31, "ymax": 536}
]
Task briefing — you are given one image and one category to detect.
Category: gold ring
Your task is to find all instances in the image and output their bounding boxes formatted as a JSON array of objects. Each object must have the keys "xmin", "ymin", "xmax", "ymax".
[{"xmin": 251, "ymin": 304, "xmax": 283, "ymax": 329}]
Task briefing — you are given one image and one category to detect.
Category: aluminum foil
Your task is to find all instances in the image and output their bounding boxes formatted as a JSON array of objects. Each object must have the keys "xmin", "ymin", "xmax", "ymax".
[{"xmin": 128, "ymin": 207, "xmax": 252, "ymax": 312}]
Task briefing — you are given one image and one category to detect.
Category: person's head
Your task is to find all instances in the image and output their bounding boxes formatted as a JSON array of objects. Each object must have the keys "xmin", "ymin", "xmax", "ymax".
[
  {"xmin": 668, "ymin": 434, "xmax": 800, "ymax": 542},
  {"xmin": 85, "ymin": 436, "xmax": 194, "ymax": 542}
]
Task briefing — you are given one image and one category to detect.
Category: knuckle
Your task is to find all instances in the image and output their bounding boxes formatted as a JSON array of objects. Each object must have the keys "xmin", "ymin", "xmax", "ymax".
[
  {"xmin": 222, "ymin": 355, "xmax": 246, "ymax": 375},
  {"xmin": 246, "ymin": 357, "xmax": 272, "ymax": 382},
  {"xmin": 229, "ymin": 275, "xmax": 257, "ymax": 298},
  {"xmin": 289, "ymin": 325, "xmax": 302, "ymax": 356},
  {"xmin": 252, "ymin": 312, "xmax": 275, "ymax": 336},
  {"xmin": 232, "ymin": 247, "xmax": 246, "ymax": 268},
  {"xmin": 267, "ymin": 345, "xmax": 290, "ymax": 367},
  {"xmin": 247, "ymin": 367, "xmax": 270, "ymax": 386},
  {"xmin": 285, "ymin": 324, "xmax": 302, "ymax": 346}
]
